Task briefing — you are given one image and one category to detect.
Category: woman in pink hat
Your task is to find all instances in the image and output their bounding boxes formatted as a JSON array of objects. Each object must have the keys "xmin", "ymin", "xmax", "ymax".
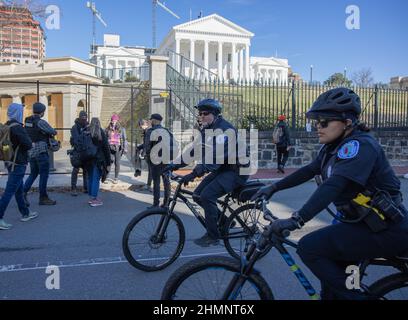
[{"xmin": 105, "ymin": 114, "xmax": 128, "ymax": 184}]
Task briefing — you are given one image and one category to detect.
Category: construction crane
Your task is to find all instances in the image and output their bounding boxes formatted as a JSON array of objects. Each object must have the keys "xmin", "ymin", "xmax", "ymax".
[
  {"xmin": 152, "ymin": 0, "xmax": 180, "ymax": 48},
  {"xmin": 86, "ymin": 1, "xmax": 107, "ymax": 52}
]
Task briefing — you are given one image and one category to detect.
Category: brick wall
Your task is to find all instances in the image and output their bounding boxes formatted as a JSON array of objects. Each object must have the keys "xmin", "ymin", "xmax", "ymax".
[{"xmin": 257, "ymin": 130, "xmax": 408, "ymax": 169}]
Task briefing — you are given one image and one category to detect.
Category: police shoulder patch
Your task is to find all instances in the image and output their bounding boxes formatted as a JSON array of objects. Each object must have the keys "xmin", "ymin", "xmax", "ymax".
[{"xmin": 337, "ymin": 140, "xmax": 360, "ymax": 159}]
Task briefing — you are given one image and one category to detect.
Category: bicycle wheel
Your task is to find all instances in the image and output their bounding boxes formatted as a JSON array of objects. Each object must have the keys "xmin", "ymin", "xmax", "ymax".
[
  {"xmin": 223, "ymin": 204, "xmax": 272, "ymax": 260},
  {"xmin": 122, "ymin": 210, "xmax": 185, "ymax": 272},
  {"xmin": 161, "ymin": 256, "xmax": 274, "ymax": 300},
  {"xmin": 368, "ymin": 272, "xmax": 408, "ymax": 300}
]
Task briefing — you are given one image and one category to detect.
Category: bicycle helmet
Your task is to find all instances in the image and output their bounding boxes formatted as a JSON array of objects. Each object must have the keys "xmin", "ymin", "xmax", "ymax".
[
  {"xmin": 306, "ymin": 87, "xmax": 361, "ymax": 120},
  {"xmin": 195, "ymin": 99, "xmax": 222, "ymax": 115}
]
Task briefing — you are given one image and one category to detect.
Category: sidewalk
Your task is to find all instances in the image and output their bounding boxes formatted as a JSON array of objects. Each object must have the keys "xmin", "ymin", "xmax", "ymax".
[
  {"xmin": 1, "ymin": 145, "xmax": 407, "ymax": 190},
  {"xmin": 0, "ymin": 145, "xmax": 145, "ymax": 191}
]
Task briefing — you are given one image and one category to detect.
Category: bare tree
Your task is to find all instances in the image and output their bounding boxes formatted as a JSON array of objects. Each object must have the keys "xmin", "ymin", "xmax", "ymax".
[{"xmin": 352, "ymin": 68, "xmax": 375, "ymax": 87}]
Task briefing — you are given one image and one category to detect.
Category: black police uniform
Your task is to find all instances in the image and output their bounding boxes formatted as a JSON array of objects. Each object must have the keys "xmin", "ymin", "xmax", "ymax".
[
  {"xmin": 294, "ymin": 129, "xmax": 408, "ymax": 299},
  {"xmin": 275, "ymin": 121, "xmax": 291, "ymax": 171},
  {"xmin": 193, "ymin": 116, "xmax": 249, "ymax": 239}
]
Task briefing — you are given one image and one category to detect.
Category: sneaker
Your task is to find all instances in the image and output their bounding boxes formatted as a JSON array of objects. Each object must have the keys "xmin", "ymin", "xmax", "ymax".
[
  {"xmin": 0, "ymin": 219, "xmax": 12, "ymax": 230},
  {"xmin": 39, "ymin": 196, "xmax": 56, "ymax": 206},
  {"xmin": 113, "ymin": 178, "xmax": 118, "ymax": 184},
  {"xmin": 89, "ymin": 199, "xmax": 103, "ymax": 207},
  {"xmin": 20, "ymin": 212, "xmax": 39, "ymax": 222},
  {"xmin": 193, "ymin": 234, "xmax": 220, "ymax": 247},
  {"xmin": 23, "ymin": 192, "xmax": 30, "ymax": 207},
  {"xmin": 71, "ymin": 188, "xmax": 78, "ymax": 197}
]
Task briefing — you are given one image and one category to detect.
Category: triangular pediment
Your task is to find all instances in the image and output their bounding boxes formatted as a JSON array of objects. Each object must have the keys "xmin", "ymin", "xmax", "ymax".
[{"xmin": 174, "ymin": 14, "xmax": 254, "ymax": 37}]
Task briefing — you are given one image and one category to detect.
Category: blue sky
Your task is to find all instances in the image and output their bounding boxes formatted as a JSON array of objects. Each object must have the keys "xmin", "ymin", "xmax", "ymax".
[{"xmin": 40, "ymin": 0, "xmax": 407, "ymax": 83}]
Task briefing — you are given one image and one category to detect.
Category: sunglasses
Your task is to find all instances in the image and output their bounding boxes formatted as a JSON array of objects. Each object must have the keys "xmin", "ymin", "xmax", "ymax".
[
  {"xmin": 198, "ymin": 111, "xmax": 211, "ymax": 116},
  {"xmin": 313, "ymin": 119, "xmax": 339, "ymax": 129}
]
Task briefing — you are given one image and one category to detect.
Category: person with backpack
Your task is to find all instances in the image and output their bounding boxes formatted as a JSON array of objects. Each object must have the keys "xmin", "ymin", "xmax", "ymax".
[
  {"xmin": 0, "ymin": 103, "xmax": 38, "ymax": 230},
  {"xmin": 83, "ymin": 118, "xmax": 111, "ymax": 207},
  {"xmin": 273, "ymin": 114, "xmax": 292, "ymax": 174},
  {"xmin": 105, "ymin": 114, "xmax": 128, "ymax": 184},
  {"xmin": 69, "ymin": 111, "xmax": 89, "ymax": 196},
  {"xmin": 23, "ymin": 102, "xmax": 57, "ymax": 206},
  {"xmin": 145, "ymin": 113, "xmax": 172, "ymax": 209}
]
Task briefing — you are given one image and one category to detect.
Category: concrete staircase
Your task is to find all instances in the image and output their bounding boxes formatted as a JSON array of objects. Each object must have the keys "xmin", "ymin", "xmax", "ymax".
[{"xmin": 99, "ymin": 84, "xmax": 137, "ymax": 127}]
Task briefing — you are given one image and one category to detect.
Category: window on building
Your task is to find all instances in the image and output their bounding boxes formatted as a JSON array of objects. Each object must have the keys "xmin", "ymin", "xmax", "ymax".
[
  {"xmin": 228, "ymin": 54, "xmax": 231, "ymax": 62},
  {"xmin": 216, "ymin": 53, "xmax": 218, "ymax": 62},
  {"xmin": 25, "ymin": 60, "xmax": 29, "ymax": 64},
  {"xmin": 202, "ymin": 52, "xmax": 204, "ymax": 60}
]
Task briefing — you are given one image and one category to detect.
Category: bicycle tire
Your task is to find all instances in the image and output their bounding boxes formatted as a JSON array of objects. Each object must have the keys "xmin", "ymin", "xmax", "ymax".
[
  {"xmin": 161, "ymin": 256, "xmax": 274, "ymax": 300},
  {"xmin": 368, "ymin": 272, "xmax": 408, "ymax": 300},
  {"xmin": 122, "ymin": 210, "xmax": 185, "ymax": 272},
  {"xmin": 223, "ymin": 203, "xmax": 272, "ymax": 260}
]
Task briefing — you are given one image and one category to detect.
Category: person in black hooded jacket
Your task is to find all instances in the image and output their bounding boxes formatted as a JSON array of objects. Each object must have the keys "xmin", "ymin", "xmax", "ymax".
[{"xmin": 70, "ymin": 111, "xmax": 89, "ymax": 196}]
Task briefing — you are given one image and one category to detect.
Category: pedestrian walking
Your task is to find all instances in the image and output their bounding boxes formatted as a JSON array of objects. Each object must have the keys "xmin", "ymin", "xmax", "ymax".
[{"xmin": 273, "ymin": 114, "xmax": 292, "ymax": 174}]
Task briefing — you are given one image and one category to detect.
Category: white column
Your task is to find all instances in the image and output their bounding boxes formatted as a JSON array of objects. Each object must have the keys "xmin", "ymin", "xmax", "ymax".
[
  {"xmin": 12, "ymin": 95, "xmax": 22, "ymax": 104},
  {"xmin": 218, "ymin": 41, "xmax": 223, "ymax": 80},
  {"xmin": 239, "ymin": 47, "xmax": 244, "ymax": 81},
  {"xmin": 190, "ymin": 39, "xmax": 195, "ymax": 79},
  {"xmin": 245, "ymin": 44, "xmax": 250, "ymax": 82},
  {"xmin": 231, "ymin": 42, "xmax": 237, "ymax": 81},
  {"xmin": 204, "ymin": 40, "xmax": 209, "ymax": 79},
  {"xmin": 175, "ymin": 39, "xmax": 181, "ymax": 72}
]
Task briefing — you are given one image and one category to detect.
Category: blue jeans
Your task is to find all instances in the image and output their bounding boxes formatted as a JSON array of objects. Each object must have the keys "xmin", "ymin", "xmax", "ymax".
[
  {"xmin": 23, "ymin": 152, "xmax": 50, "ymax": 198},
  {"xmin": 87, "ymin": 164, "xmax": 101, "ymax": 198},
  {"xmin": 0, "ymin": 164, "xmax": 30, "ymax": 219}
]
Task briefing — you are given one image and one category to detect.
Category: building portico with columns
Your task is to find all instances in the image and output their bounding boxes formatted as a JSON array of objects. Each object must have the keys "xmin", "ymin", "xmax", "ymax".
[{"xmin": 157, "ymin": 14, "xmax": 290, "ymax": 83}]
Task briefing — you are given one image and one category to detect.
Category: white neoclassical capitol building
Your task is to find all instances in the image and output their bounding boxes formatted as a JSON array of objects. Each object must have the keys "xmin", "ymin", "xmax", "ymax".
[{"xmin": 91, "ymin": 14, "xmax": 290, "ymax": 84}]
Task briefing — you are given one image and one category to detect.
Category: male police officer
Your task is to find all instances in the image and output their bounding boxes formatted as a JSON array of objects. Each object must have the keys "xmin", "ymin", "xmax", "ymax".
[
  {"xmin": 165, "ymin": 99, "xmax": 249, "ymax": 247},
  {"xmin": 23, "ymin": 102, "xmax": 57, "ymax": 206}
]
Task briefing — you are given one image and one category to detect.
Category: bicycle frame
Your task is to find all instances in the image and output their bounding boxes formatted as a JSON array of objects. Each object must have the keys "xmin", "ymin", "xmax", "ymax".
[
  {"xmin": 153, "ymin": 174, "xmax": 237, "ymax": 243},
  {"xmin": 222, "ymin": 199, "xmax": 408, "ymax": 300}
]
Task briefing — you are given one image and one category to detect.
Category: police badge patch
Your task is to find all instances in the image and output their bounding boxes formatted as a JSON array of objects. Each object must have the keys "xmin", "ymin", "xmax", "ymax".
[{"xmin": 337, "ymin": 140, "xmax": 360, "ymax": 159}]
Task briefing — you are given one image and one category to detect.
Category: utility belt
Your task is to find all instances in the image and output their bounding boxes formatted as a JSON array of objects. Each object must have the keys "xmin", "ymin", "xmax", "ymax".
[{"xmin": 336, "ymin": 190, "xmax": 406, "ymax": 233}]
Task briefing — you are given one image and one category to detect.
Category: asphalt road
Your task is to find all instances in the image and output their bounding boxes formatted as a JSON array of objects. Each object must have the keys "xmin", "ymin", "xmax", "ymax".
[{"xmin": 1, "ymin": 179, "xmax": 407, "ymax": 300}]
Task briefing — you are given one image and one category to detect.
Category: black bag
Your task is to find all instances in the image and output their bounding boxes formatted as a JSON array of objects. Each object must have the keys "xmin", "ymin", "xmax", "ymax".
[
  {"xmin": 77, "ymin": 130, "xmax": 97, "ymax": 161},
  {"xmin": 68, "ymin": 149, "xmax": 82, "ymax": 168}
]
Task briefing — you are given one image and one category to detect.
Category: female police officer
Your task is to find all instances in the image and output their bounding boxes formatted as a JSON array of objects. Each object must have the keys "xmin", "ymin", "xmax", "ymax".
[{"xmin": 252, "ymin": 87, "xmax": 408, "ymax": 300}]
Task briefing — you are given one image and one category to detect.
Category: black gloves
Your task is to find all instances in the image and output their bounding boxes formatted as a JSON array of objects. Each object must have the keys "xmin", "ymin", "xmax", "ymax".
[
  {"xmin": 251, "ymin": 183, "xmax": 278, "ymax": 201},
  {"xmin": 269, "ymin": 212, "xmax": 305, "ymax": 235},
  {"xmin": 162, "ymin": 163, "xmax": 180, "ymax": 175},
  {"xmin": 180, "ymin": 173, "xmax": 196, "ymax": 186}
]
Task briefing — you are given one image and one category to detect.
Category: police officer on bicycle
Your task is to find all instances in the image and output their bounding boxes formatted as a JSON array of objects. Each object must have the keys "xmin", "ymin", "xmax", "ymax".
[
  {"xmin": 164, "ymin": 98, "xmax": 249, "ymax": 247},
  {"xmin": 252, "ymin": 87, "xmax": 408, "ymax": 300}
]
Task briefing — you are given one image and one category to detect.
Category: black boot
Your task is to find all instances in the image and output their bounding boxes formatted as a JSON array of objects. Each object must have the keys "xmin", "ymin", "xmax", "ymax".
[{"xmin": 39, "ymin": 196, "xmax": 56, "ymax": 206}]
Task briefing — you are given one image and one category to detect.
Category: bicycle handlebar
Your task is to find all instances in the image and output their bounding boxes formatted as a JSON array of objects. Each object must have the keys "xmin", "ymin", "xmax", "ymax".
[{"xmin": 257, "ymin": 197, "xmax": 291, "ymax": 239}]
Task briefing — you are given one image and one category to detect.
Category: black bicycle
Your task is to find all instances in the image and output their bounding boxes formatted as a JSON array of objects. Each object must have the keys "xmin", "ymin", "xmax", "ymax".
[
  {"xmin": 122, "ymin": 173, "xmax": 269, "ymax": 272},
  {"xmin": 161, "ymin": 198, "xmax": 408, "ymax": 300}
]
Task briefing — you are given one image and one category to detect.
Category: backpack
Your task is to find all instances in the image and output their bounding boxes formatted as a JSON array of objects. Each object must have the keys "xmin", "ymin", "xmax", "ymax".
[
  {"xmin": 77, "ymin": 129, "xmax": 98, "ymax": 161},
  {"xmin": 0, "ymin": 122, "xmax": 20, "ymax": 163},
  {"xmin": 272, "ymin": 126, "xmax": 283, "ymax": 144}
]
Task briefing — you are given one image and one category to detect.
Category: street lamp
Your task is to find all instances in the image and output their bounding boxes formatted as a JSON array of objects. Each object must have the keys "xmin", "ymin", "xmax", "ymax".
[
  {"xmin": 310, "ymin": 65, "xmax": 313, "ymax": 85},
  {"xmin": 344, "ymin": 67, "xmax": 347, "ymax": 79}
]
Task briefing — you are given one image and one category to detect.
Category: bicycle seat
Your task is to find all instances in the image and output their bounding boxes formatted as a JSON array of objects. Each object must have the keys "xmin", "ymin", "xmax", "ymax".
[{"xmin": 231, "ymin": 180, "xmax": 266, "ymax": 203}]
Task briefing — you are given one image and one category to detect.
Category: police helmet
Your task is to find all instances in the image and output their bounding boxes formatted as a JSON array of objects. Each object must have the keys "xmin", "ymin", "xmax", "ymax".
[
  {"xmin": 306, "ymin": 87, "xmax": 361, "ymax": 120},
  {"xmin": 195, "ymin": 99, "xmax": 222, "ymax": 115}
]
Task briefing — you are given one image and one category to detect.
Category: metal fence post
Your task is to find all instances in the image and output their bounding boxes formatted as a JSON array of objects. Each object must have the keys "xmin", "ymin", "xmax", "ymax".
[
  {"xmin": 374, "ymin": 85, "xmax": 379, "ymax": 131},
  {"xmin": 291, "ymin": 80, "xmax": 297, "ymax": 129},
  {"xmin": 36, "ymin": 80, "xmax": 40, "ymax": 101},
  {"xmin": 130, "ymin": 85, "xmax": 135, "ymax": 166}
]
